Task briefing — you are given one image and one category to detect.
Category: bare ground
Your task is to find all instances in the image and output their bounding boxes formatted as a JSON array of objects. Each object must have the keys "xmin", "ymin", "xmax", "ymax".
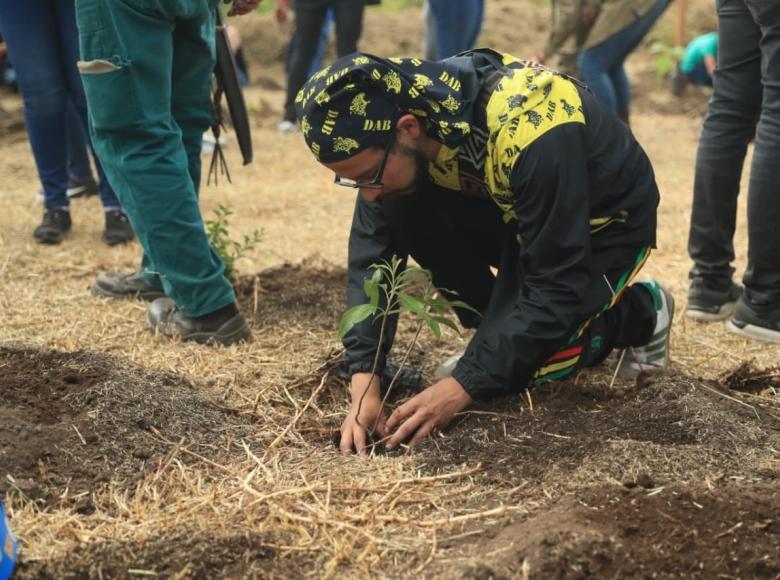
[{"xmin": 1, "ymin": 0, "xmax": 780, "ymax": 578}]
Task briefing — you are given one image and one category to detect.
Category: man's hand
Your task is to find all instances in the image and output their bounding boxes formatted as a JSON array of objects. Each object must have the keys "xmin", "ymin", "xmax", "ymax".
[
  {"xmin": 225, "ymin": 0, "xmax": 264, "ymax": 17},
  {"xmin": 340, "ymin": 373, "xmax": 388, "ymax": 455},
  {"xmin": 385, "ymin": 377, "xmax": 472, "ymax": 450}
]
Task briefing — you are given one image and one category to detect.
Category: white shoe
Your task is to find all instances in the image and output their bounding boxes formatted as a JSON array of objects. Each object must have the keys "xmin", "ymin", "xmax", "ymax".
[
  {"xmin": 277, "ymin": 120, "xmax": 297, "ymax": 134},
  {"xmin": 619, "ymin": 280, "xmax": 675, "ymax": 378},
  {"xmin": 433, "ymin": 350, "xmax": 465, "ymax": 380}
]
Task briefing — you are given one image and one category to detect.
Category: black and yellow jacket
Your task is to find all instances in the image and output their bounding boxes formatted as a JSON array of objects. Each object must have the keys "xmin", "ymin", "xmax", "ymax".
[{"xmin": 344, "ymin": 53, "xmax": 659, "ymax": 400}]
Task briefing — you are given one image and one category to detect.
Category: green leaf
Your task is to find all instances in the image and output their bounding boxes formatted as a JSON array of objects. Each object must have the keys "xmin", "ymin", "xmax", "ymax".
[
  {"xmin": 363, "ymin": 269, "xmax": 382, "ymax": 307},
  {"xmin": 433, "ymin": 316, "xmax": 460, "ymax": 333},
  {"xmin": 397, "ymin": 293, "xmax": 441, "ymax": 339},
  {"xmin": 338, "ymin": 303, "xmax": 378, "ymax": 339}
]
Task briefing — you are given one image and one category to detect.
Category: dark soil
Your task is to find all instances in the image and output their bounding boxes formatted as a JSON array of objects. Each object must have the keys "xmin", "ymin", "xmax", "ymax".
[
  {"xmin": 455, "ymin": 483, "xmax": 780, "ymax": 579},
  {"xmin": 722, "ymin": 360, "xmax": 780, "ymax": 394},
  {"xmin": 235, "ymin": 261, "xmax": 347, "ymax": 330},
  {"xmin": 20, "ymin": 530, "xmax": 285, "ymax": 580},
  {"xmin": 421, "ymin": 370, "xmax": 780, "ymax": 578},
  {"xmin": 0, "ymin": 347, "xmax": 252, "ymax": 506}
]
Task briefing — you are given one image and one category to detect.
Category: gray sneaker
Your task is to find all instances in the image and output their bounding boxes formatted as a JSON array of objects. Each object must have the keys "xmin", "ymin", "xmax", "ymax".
[
  {"xmin": 92, "ymin": 272, "xmax": 166, "ymax": 301},
  {"xmin": 147, "ymin": 298, "xmax": 251, "ymax": 346},
  {"xmin": 727, "ymin": 297, "xmax": 780, "ymax": 343},
  {"xmin": 619, "ymin": 280, "xmax": 675, "ymax": 379},
  {"xmin": 686, "ymin": 278, "xmax": 741, "ymax": 322}
]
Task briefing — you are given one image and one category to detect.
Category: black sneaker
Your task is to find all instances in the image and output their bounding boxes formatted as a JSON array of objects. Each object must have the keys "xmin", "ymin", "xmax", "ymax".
[
  {"xmin": 33, "ymin": 209, "xmax": 71, "ymax": 244},
  {"xmin": 146, "ymin": 298, "xmax": 251, "ymax": 346},
  {"xmin": 727, "ymin": 297, "xmax": 780, "ymax": 343},
  {"xmin": 686, "ymin": 278, "xmax": 741, "ymax": 321},
  {"xmin": 66, "ymin": 177, "xmax": 99, "ymax": 199},
  {"xmin": 92, "ymin": 272, "xmax": 166, "ymax": 301},
  {"xmin": 102, "ymin": 210, "xmax": 134, "ymax": 246}
]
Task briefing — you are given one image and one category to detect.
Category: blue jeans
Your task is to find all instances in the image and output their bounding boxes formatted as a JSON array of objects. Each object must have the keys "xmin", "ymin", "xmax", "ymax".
[
  {"xmin": 0, "ymin": 0, "xmax": 120, "ymax": 210},
  {"xmin": 66, "ymin": 99, "xmax": 94, "ymax": 181},
  {"xmin": 578, "ymin": 0, "xmax": 670, "ymax": 112},
  {"xmin": 684, "ymin": 60, "xmax": 713, "ymax": 87},
  {"xmin": 428, "ymin": 0, "xmax": 484, "ymax": 59}
]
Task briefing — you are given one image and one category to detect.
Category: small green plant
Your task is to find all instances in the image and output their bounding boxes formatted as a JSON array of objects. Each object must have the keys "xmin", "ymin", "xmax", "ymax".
[
  {"xmin": 651, "ymin": 41, "xmax": 685, "ymax": 80},
  {"xmin": 339, "ymin": 255, "xmax": 478, "ymax": 436},
  {"xmin": 205, "ymin": 204, "xmax": 263, "ymax": 282}
]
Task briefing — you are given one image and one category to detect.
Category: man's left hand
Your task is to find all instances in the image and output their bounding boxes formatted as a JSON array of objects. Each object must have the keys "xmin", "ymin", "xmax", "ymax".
[
  {"xmin": 385, "ymin": 377, "xmax": 472, "ymax": 449},
  {"xmin": 226, "ymin": 0, "xmax": 264, "ymax": 16}
]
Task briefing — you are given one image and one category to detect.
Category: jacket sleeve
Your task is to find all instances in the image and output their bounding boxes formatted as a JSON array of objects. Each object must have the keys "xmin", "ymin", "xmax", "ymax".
[
  {"xmin": 452, "ymin": 122, "xmax": 593, "ymax": 400},
  {"xmin": 343, "ymin": 194, "xmax": 407, "ymax": 376},
  {"xmin": 543, "ymin": 0, "xmax": 584, "ymax": 59}
]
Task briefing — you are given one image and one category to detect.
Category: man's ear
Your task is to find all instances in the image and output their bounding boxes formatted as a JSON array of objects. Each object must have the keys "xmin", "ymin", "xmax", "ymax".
[{"xmin": 396, "ymin": 114, "xmax": 423, "ymax": 139}]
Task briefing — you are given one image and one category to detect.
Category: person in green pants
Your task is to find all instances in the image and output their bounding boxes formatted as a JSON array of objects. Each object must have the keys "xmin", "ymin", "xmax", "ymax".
[{"xmin": 79, "ymin": 0, "xmax": 262, "ymax": 345}]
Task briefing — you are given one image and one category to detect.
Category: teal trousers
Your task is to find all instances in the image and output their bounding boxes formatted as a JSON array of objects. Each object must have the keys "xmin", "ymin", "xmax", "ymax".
[{"xmin": 76, "ymin": 0, "xmax": 235, "ymax": 317}]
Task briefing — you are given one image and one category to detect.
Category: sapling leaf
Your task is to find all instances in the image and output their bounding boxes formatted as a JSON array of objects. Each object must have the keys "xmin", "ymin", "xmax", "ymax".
[
  {"xmin": 363, "ymin": 270, "xmax": 382, "ymax": 308},
  {"xmin": 433, "ymin": 316, "xmax": 460, "ymax": 333},
  {"xmin": 397, "ymin": 293, "xmax": 441, "ymax": 339},
  {"xmin": 338, "ymin": 303, "xmax": 378, "ymax": 339}
]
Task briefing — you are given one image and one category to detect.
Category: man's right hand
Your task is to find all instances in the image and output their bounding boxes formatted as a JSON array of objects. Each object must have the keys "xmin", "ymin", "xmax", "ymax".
[{"xmin": 340, "ymin": 373, "xmax": 388, "ymax": 455}]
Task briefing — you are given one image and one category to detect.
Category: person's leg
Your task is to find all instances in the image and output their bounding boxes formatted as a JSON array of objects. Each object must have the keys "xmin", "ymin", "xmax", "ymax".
[
  {"xmin": 687, "ymin": 0, "xmax": 761, "ymax": 316},
  {"xmin": 331, "ymin": 0, "xmax": 365, "ymax": 57},
  {"xmin": 578, "ymin": 0, "xmax": 670, "ymax": 112},
  {"xmin": 65, "ymin": 99, "xmax": 93, "ymax": 183},
  {"xmin": 283, "ymin": 0, "xmax": 329, "ymax": 123},
  {"xmin": 577, "ymin": 47, "xmax": 618, "ymax": 110},
  {"xmin": 0, "ymin": 0, "xmax": 69, "ymax": 210},
  {"xmin": 422, "ymin": 0, "xmax": 438, "ymax": 60},
  {"xmin": 77, "ymin": 0, "xmax": 235, "ymax": 317},
  {"xmin": 308, "ymin": 8, "xmax": 333, "ymax": 76},
  {"xmin": 727, "ymin": 0, "xmax": 780, "ymax": 341},
  {"xmin": 530, "ymin": 247, "xmax": 660, "ymax": 384},
  {"xmin": 688, "ymin": 60, "xmax": 713, "ymax": 87},
  {"xmin": 428, "ymin": 0, "xmax": 482, "ymax": 59},
  {"xmin": 741, "ymin": 0, "xmax": 780, "ymax": 306}
]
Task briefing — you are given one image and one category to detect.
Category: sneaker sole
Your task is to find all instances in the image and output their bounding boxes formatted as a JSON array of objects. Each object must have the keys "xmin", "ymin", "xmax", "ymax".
[
  {"xmin": 685, "ymin": 301, "xmax": 736, "ymax": 322},
  {"xmin": 726, "ymin": 320, "xmax": 780, "ymax": 344},
  {"xmin": 91, "ymin": 282, "xmax": 166, "ymax": 302}
]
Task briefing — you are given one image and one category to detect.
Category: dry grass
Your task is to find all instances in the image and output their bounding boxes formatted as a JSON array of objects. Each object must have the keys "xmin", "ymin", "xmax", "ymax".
[{"xmin": 1, "ymin": 0, "xmax": 779, "ymax": 577}]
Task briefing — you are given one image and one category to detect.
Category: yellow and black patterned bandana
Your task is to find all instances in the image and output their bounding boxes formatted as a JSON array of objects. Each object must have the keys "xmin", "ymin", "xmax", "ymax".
[{"xmin": 295, "ymin": 50, "xmax": 506, "ymax": 162}]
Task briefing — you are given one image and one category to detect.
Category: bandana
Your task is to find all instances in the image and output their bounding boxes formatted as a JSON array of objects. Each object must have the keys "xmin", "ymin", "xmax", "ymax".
[{"xmin": 295, "ymin": 49, "xmax": 508, "ymax": 162}]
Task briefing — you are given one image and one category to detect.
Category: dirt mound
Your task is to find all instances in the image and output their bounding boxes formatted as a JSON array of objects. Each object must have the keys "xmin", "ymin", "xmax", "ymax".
[
  {"xmin": 455, "ymin": 483, "xmax": 780, "ymax": 579},
  {"xmin": 235, "ymin": 262, "xmax": 347, "ymax": 330},
  {"xmin": 420, "ymin": 371, "xmax": 779, "ymax": 489},
  {"xmin": 19, "ymin": 530, "xmax": 280, "ymax": 580},
  {"xmin": 0, "ymin": 347, "xmax": 252, "ymax": 505}
]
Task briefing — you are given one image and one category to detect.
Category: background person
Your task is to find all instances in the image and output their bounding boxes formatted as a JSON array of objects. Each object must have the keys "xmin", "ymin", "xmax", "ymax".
[
  {"xmin": 278, "ymin": 0, "xmax": 367, "ymax": 133},
  {"xmin": 576, "ymin": 0, "xmax": 671, "ymax": 124},
  {"xmin": 0, "ymin": 0, "xmax": 133, "ymax": 245},
  {"xmin": 686, "ymin": 1, "xmax": 780, "ymax": 343},
  {"xmin": 671, "ymin": 31, "xmax": 717, "ymax": 96},
  {"xmin": 83, "ymin": 0, "xmax": 262, "ymax": 345}
]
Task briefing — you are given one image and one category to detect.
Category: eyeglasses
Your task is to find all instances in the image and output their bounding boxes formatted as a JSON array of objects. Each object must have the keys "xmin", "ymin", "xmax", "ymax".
[{"xmin": 334, "ymin": 134, "xmax": 395, "ymax": 190}]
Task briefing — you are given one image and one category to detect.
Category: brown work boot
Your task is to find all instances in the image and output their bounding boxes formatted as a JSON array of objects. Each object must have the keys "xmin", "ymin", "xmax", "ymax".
[
  {"xmin": 146, "ymin": 298, "xmax": 251, "ymax": 346},
  {"xmin": 92, "ymin": 272, "xmax": 166, "ymax": 301}
]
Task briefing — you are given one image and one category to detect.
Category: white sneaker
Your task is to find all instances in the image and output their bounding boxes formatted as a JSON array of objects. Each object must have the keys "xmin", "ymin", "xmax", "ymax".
[
  {"xmin": 277, "ymin": 120, "xmax": 297, "ymax": 134},
  {"xmin": 619, "ymin": 280, "xmax": 675, "ymax": 378},
  {"xmin": 433, "ymin": 350, "xmax": 465, "ymax": 380}
]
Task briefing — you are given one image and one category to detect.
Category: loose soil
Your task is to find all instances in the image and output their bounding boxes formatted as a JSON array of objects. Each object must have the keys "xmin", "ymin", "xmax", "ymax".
[{"xmin": 0, "ymin": 347, "xmax": 253, "ymax": 506}]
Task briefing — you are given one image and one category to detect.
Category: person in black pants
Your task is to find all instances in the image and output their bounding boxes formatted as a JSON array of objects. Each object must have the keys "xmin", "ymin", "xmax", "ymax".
[
  {"xmin": 686, "ymin": 0, "xmax": 780, "ymax": 343},
  {"xmin": 279, "ymin": 0, "xmax": 366, "ymax": 132}
]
